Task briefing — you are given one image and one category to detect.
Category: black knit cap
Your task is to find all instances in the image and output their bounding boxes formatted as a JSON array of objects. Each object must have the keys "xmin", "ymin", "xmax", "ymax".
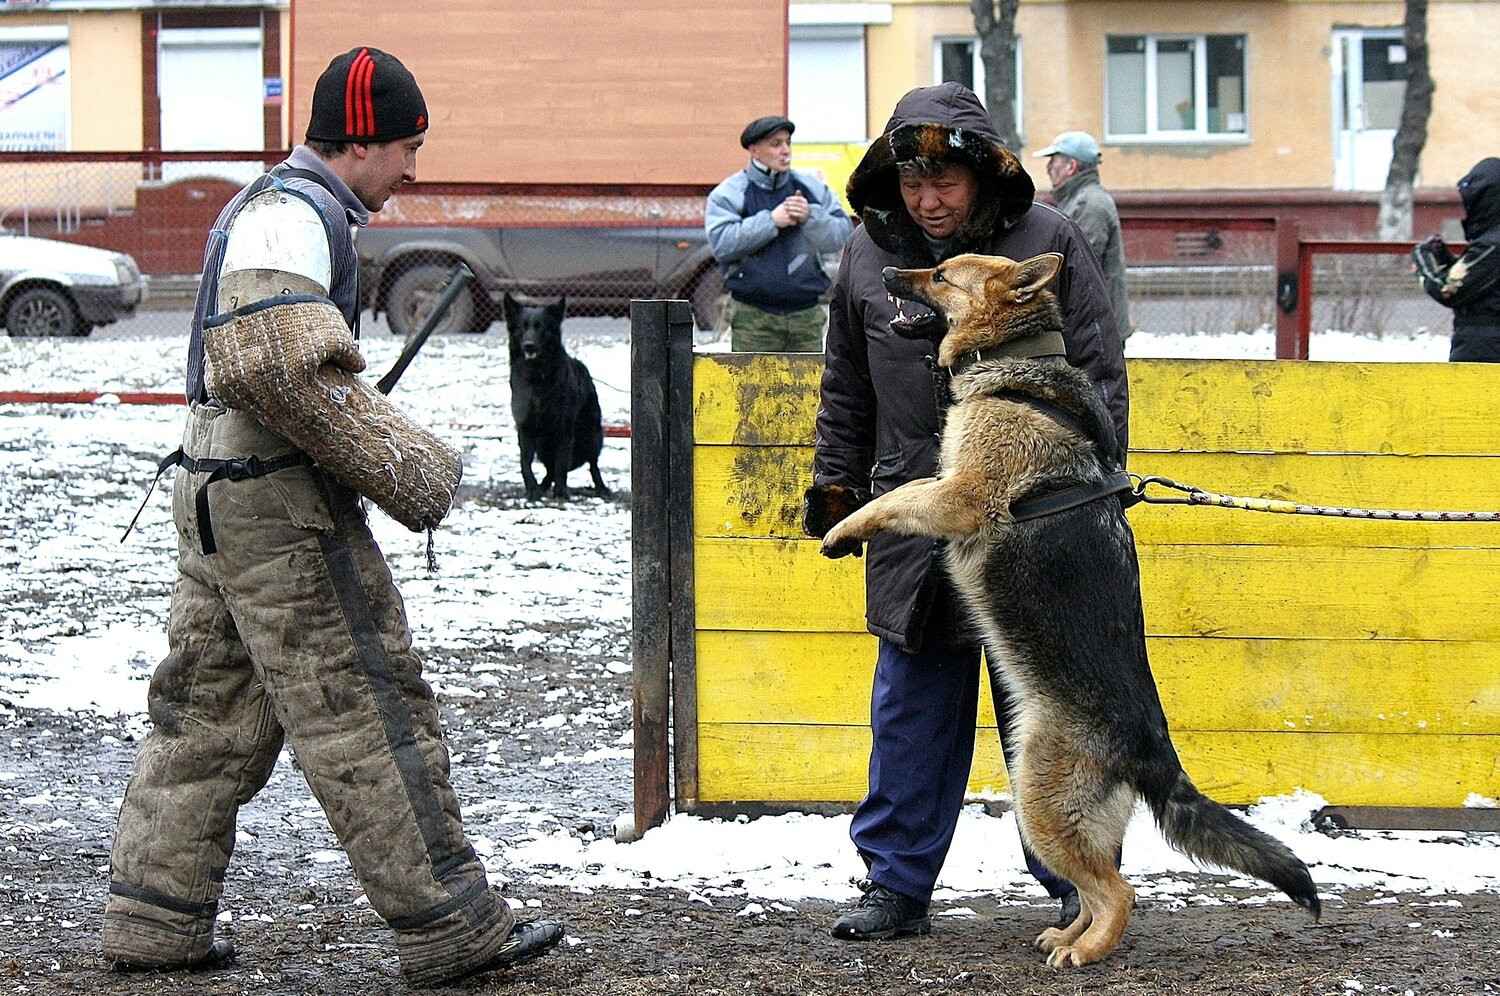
[
  {"xmin": 305, "ymin": 46, "xmax": 427, "ymax": 144},
  {"xmin": 740, "ymin": 115, "xmax": 794, "ymax": 149}
]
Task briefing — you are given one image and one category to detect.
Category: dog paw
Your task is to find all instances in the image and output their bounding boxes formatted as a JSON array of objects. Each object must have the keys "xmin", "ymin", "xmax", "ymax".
[
  {"xmin": 1034, "ymin": 927, "xmax": 1066, "ymax": 953},
  {"xmin": 1043, "ymin": 945, "xmax": 1088, "ymax": 968}
]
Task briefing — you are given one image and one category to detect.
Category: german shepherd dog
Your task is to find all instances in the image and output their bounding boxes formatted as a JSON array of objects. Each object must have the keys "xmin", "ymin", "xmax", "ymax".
[
  {"xmin": 820, "ymin": 252, "xmax": 1320, "ymax": 967},
  {"xmin": 504, "ymin": 293, "xmax": 609, "ymax": 501}
]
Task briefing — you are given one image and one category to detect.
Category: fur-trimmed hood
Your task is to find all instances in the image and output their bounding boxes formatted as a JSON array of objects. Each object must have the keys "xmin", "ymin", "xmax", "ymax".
[{"xmin": 846, "ymin": 83, "xmax": 1035, "ymax": 260}]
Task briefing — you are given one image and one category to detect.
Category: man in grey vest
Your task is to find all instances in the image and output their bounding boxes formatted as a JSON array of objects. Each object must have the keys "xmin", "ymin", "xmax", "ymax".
[
  {"xmin": 1036, "ymin": 131, "xmax": 1131, "ymax": 342},
  {"xmin": 102, "ymin": 46, "xmax": 562, "ymax": 987}
]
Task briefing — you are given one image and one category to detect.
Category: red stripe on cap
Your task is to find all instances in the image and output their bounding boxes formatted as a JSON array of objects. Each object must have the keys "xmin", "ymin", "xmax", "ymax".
[
  {"xmin": 344, "ymin": 48, "xmax": 375, "ymax": 137},
  {"xmin": 358, "ymin": 54, "xmax": 375, "ymax": 134}
]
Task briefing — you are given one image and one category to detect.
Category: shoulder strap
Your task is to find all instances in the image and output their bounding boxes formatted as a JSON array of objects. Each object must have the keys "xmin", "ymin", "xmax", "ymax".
[{"xmin": 271, "ymin": 165, "xmax": 337, "ymax": 196}]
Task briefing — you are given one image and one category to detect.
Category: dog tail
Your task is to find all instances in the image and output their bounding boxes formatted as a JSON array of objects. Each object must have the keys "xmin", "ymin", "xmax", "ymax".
[{"xmin": 1148, "ymin": 772, "xmax": 1322, "ymax": 920}]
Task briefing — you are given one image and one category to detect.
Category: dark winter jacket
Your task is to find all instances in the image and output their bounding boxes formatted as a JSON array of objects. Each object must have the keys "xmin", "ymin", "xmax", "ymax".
[
  {"xmin": 810, "ymin": 82, "xmax": 1129, "ymax": 652},
  {"xmin": 1413, "ymin": 157, "xmax": 1500, "ymax": 361}
]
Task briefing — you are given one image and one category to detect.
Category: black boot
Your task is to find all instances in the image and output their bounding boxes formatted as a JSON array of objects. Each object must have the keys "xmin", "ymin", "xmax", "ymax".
[
  {"xmin": 1056, "ymin": 890, "xmax": 1081, "ymax": 927},
  {"xmin": 434, "ymin": 920, "xmax": 565, "ymax": 986},
  {"xmin": 831, "ymin": 880, "xmax": 930, "ymax": 941},
  {"xmin": 113, "ymin": 938, "xmax": 235, "ymax": 973}
]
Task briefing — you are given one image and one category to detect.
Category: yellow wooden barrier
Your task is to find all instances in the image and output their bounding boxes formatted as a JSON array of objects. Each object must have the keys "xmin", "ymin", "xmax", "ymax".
[{"xmin": 687, "ymin": 354, "xmax": 1500, "ymax": 809}]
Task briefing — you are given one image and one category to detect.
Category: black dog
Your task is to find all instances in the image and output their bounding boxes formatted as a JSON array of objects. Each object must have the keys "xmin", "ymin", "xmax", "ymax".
[{"xmin": 504, "ymin": 293, "xmax": 609, "ymax": 501}]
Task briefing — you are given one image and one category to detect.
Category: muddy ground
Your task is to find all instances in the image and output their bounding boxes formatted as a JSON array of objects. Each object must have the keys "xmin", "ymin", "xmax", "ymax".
[{"xmin": 4, "ymin": 656, "xmax": 1499, "ymax": 996}]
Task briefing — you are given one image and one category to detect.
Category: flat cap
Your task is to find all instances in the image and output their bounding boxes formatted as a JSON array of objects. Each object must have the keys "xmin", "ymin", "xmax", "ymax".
[{"xmin": 740, "ymin": 115, "xmax": 795, "ymax": 149}]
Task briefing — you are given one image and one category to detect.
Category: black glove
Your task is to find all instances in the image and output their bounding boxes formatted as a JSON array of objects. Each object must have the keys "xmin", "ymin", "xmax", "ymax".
[
  {"xmin": 802, "ymin": 483, "xmax": 868, "ymax": 538},
  {"xmin": 1414, "ymin": 234, "xmax": 1455, "ymax": 267}
]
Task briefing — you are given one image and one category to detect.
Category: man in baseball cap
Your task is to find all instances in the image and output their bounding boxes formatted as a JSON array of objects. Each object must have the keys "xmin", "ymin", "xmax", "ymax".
[
  {"xmin": 1034, "ymin": 129, "xmax": 1101, "ymax": 165},
  {"xmin": 1034, "ymin": 130, "xmax": 1131, "ymax": 342}
]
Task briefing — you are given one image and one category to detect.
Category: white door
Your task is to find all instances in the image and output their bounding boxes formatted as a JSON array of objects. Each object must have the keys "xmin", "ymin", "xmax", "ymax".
[
  {"xmin": 789, "ymin": 25, "xmax": 866, "ymax": 143},
  {"xmin": 1331, "ymin": 29, "xmax": 1405, "ymax": 191},
  {"xmin": 158, "ymin": 27, "xmax": 263, "ymax": 184}
]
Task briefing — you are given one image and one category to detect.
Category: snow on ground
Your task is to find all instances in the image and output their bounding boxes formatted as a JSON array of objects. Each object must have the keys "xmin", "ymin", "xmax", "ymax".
[{"xmin": 1, "ymin": 320, "xmax": 1495, "ymax": 915}]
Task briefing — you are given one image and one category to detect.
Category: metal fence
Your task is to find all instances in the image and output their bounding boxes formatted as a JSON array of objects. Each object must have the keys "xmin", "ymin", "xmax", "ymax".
[
  {"xmin": 0, "ymin": 152, "xmax": 725, "ymax": 340},
  {"xmin": 0, "ymin": 152, "xmax": 1457, "ymax": 346}
]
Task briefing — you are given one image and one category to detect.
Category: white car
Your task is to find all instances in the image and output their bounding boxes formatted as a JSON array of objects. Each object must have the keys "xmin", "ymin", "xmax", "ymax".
[{"xmin": 0, "ymin": 228, "xmax": 148, "ymax": 337}]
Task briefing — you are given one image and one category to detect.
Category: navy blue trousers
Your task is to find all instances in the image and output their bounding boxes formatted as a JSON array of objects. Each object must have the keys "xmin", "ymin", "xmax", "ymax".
[{"xmin": 850, "ymin": 636, "xmax": 1075, "ymax": 905}]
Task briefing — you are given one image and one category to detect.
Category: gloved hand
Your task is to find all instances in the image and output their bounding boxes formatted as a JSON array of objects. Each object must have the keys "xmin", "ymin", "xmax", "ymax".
[
  {"xmin": 802, "ymin": 483, "xmax": 869, "ymax": 538},
  {"xmin": 1414, "ymin": 234, "xmax": 1455, "ymax": 266}
]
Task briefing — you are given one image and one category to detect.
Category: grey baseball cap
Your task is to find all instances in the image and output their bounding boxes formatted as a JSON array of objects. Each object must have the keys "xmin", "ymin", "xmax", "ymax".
[{"xmin": 1034, "ymin": 131, "xmax": 1101, "ymax": 165}]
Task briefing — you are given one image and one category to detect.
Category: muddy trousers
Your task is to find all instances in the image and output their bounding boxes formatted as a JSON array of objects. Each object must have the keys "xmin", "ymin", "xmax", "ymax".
[
  {"xmin": 102, "ymin": 407, "xmax": 514, "ymax": 986},
  {"xmin": 850, "ymin": 638, "xmax": 1077, "ymax": 905}
]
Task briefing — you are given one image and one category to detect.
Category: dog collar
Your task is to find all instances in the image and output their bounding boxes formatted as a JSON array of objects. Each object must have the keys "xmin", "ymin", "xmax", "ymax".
[{"xmin": 948, "ymin": 328, "xmax": 1068, "ymax": 374}]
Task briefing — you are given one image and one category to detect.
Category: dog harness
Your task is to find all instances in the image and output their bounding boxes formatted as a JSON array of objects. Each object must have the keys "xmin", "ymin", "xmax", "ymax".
[{"xmin": 984, "ymin": 388, "xmax": 1135, "ymax": 522}]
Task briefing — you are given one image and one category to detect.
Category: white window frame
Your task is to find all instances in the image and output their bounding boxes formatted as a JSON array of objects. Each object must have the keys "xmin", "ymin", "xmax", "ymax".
[
  {"xmin": 1105, "ymin": 33, "xmax": 1248, "ymax": 144},
  {"xmin": 932, "ymin": 36, "xmax": 1023, "ymax": 144}
]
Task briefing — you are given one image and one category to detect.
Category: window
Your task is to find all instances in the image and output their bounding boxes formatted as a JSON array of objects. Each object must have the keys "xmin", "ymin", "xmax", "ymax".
[
  {"xmin": 934, "ymin": 36, "xmax": 1022, "ymax": 141},
  {"xmin": 1106, "ymin": 34, "xmax": 1246, "ymax": 140}
]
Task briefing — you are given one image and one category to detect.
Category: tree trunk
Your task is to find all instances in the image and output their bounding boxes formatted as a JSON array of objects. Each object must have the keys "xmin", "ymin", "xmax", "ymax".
[
  {"xmin": 970, "ymin": 0, "xmax": 1021, "ymax": 150},
  {"xmin": 1378, "ymin": 0, "xmax": 1434, "ymax": 240}
]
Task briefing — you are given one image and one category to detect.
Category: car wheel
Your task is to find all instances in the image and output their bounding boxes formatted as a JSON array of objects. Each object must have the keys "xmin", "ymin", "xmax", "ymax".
[
  {"xmin": 386, "ymin": 263, "xmax": 480, "ymax": 336},
  {"xmin": 689, "ymin": 269, "xmax": 730, "ymax": 334},
  {"xmin": 5, "ymin": 285, "xmax": 82, "ymax": 337}
]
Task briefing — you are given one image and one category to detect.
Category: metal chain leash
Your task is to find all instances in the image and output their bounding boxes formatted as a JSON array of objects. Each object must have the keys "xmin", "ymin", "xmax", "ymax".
[{"xmin": 1130, "ymin": 474, "xmax": 1500, "ymax": 523}]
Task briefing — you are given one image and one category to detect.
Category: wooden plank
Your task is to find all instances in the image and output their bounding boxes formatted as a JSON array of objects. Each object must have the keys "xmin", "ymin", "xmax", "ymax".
[
  {"xmin": 693, "ymin": 535, "xmax": 1500, "ymax": 640},
  {"xmin": 695, "ymin": 631, "xmax": 1500, "ymax": 736},
  {"xmin": 696, "ymin": 724, "xmax": 1500, "ymax": 807},
  {"xmin": 1314, "ymin": 806, "xmax": 1500, "ymax": 832},
  {"xmin": 629, "ymin": 302, "xmax": 672, "ymax": 835},
  {"xmin": 693, "ymin": 352, "xmax": 823, "ymax": 446},
  {"xmin": 693, "ymin": 444, "xmax": 812, "ymax": 540},
  {"xmin": 694, "ymin": 536, "xmax": 864, "ymax": 631},
  {"xmin": 690, "ymin": 355, "xmax": 1500, "ymax": 454},
  {"xmin": 1127, "ymin": 359, "xmax": 1500, "ymax": 455},
  {"xmin": 692, "ymin": 445, "xmax": 1500, "ymax": 546},
  {"xmin": 696, "ymin": 723, "xmax": 1012, "ymax": 803}
]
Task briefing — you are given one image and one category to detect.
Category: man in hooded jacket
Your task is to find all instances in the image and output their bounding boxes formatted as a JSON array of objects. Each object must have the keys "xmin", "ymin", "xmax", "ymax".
[
  {"xmin": 802, "ymin": 83, "xmax": 1129, "ymax": 940},
  {"xmin": 1413, "ymin": 156, "xmax": 1500, "ymax": 362}
]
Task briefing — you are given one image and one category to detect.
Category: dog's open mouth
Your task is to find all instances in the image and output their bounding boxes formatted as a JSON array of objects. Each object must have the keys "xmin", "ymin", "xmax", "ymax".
[{"xmin": 887, "ymin": 293, "xmax": 944, "ymax": 340}]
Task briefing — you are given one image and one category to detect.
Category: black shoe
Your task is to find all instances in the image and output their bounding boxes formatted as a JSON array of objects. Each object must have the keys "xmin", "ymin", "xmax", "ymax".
[
  {"xmin": 113, "ymin": 938, "xmax": 235, "ymax": 973},
  {"xmin": 1056, "ymin": 890, "xmax": 1081, "ymax": 927},
  {"xmin": 449, "ymin": 920, "xmax": 564, "ymax": 984},
  {"xmin": 831, "ymin": 881, "xmax": 930, "ymax": 941}
]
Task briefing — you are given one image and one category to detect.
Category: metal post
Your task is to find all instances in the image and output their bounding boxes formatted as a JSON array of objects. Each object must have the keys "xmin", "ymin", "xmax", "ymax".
[{"xmin": 1274, "ymin": 215, "xmax": 1307, "ymax": 359}]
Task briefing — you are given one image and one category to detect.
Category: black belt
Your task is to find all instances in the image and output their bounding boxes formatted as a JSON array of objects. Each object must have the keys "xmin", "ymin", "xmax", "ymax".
[
  {"xmin": 1009, "ymin": 470, "xmax": 1135, "ymax": 522},
  {"xmin": 121, "ymin": 447, "xmax": 314, "ymax": 554}
]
